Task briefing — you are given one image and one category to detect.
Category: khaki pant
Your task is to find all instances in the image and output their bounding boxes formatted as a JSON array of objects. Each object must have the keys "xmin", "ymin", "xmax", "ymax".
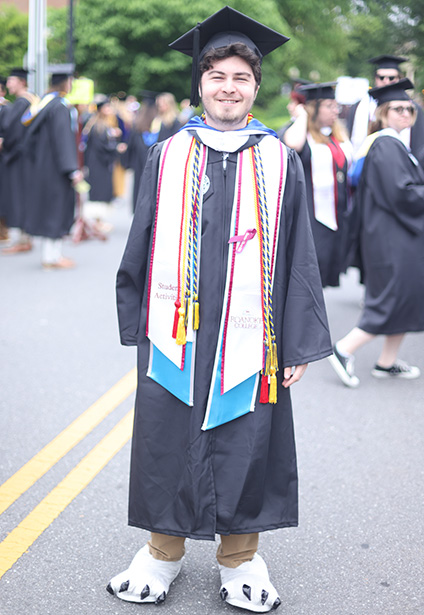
[{"xmin": 148, "ymin": 532, "xmax": 259, "ymax": 569}]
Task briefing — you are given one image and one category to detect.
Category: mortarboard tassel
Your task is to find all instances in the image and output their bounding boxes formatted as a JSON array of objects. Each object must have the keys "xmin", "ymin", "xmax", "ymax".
[{"xmin": 190, "ymin": 25, "xmax": 201, "ymax": 108}]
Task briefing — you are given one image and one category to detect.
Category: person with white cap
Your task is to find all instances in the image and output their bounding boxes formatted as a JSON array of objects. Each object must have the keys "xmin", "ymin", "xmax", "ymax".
[{"xmin": 108, "ymin": 7, "xmax": 331, "ymax": 611}]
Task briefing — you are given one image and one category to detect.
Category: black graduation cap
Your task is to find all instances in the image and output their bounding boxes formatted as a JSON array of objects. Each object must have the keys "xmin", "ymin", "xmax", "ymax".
[
  {"xmin": 291, "ymin": 77, "xmax": 311, "ymax": 88},
  {"xmin": 9, "ymin": 68, "xmax": 29, "ymax": 80},
  {"xmin": 369, "ymin": 77, "xmax": 414, "ymax": 105},
  {"xmin": 368, "ymin": 55, "xmax": 408, "ymax": 71},
  {"xmin": 298, "ymin": 81, "xmax": 337, "ymax": 101},
  {"xmin": 93, "ymin": 94, "xmax": 110, "ymax": 110},
  {"xmin": 49, "ymin": 63, "xmax": 75, "ymax": 86},
  {"xmin": 169, "ymin": 6, "xmax": 289, "ymax": 107},
  {"xmin": 138, "ymin": 89, "xmax": 159, "ymax": 106}
]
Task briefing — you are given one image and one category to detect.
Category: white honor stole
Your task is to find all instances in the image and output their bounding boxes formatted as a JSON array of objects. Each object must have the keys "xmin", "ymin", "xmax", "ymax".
[
  {"xmin": 146, "ymin": 130, "xmax": 287, "ymax": 429},
  {"xmin": 309, "ymin": 137, "xmax": 351, "ymax": 231}
]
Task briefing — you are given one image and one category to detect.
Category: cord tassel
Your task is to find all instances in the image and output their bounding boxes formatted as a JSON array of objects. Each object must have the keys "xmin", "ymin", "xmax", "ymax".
[
  {"xmin": 176, "ymin": 306, "xmax": 186, "ymax": 345},
  {"xmin": 193, "ymin": 296, "xmax": 200, "ymax": 330},
  {"xmin": 269, "ymin": 369, "xmax": 277, "ymax": 404},
  {"xmin": 271, "ymin": 337, "xmax": 279, "ymax": 372},
  {"xmin": 172, "ymin": 301, "xmax": 181, "ymax": 339},
  {"xmin": 259, "ymin": 373, "xmax": 269, "ymax": 404},
  {"xmin": 264, "ymin": 346, "xmax": 271, "ymax": 376}
]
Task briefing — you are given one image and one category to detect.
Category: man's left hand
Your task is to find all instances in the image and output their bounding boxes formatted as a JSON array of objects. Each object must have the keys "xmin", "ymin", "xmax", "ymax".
[{"xmin": 282, "ymin": 364, "xmax": 308, "ymax": 388}]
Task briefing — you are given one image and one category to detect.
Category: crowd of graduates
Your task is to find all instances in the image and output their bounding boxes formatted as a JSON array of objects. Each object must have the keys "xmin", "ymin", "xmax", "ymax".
[
  {"xmin": 1, "ymin": 54, "xmax": 424, "ymax": 387},
  {"xmin": 278, "ymin": 54, "xmax": 424, "ymax": 386},
  {"xmin": 0, "ymin": 67, "xmax": 190, "ymax": 266}
]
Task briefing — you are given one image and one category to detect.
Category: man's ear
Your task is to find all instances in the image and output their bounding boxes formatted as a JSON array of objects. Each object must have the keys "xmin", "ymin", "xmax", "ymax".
[{"xmin": 254, "ymin": 84, "xmax": 260, "ymax": 101}]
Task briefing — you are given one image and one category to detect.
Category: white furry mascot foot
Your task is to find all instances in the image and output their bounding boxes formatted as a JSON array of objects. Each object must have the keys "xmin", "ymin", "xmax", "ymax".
[
  {"xmin": 106, "ymin": 544, "xmax": 183, "ymax": 604},
  {"xmin": 219, "ymin": 554, "xmax": 281, "ymax": 612}
]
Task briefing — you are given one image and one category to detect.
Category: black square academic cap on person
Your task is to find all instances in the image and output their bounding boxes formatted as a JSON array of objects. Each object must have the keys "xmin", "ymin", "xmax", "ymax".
[
  {"xmin": 169, "ymin": 6, "xmax": 289, "ymax": 107},
  {"xmin": 368, "ymin": 55, "xmax": 408, "ymax": 71},
  {"xmin": 291, "ymin": 77, "xmax": 311, "ymax": 88},
  {"xmin": 49, "ymin": 63, "xmax": 75, "ymax": 87},
  {"xmin": 369, "ymin": 77, "xmax": 414, "ymax": 106},
  {"xmin": 9, "ymin": 68, "xmax": 29, "ymax": 80},
  {"xmin": 51, "ymin": 72, "xmax": 73, "ymax": 86},
  {"xmin": 138, "ymin": 89, "xmax": 159, "ymax": 107},
  {"xmin": 298, "ymin": 81, "xmax": 337, "ymax": 102}
]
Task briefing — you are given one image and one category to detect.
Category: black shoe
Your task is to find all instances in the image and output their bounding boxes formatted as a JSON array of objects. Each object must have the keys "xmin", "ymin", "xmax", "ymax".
[
  {"xmin": 328, "ymin": 344, "xmax": 360, "ymax": 388},
  {"xmin": 372, "ymin": 360, "xmax": 420, "ymax": 380}
]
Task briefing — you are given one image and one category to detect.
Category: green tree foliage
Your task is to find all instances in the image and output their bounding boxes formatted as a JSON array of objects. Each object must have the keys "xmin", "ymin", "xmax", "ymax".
[
  {"xmin": 276, "ymin": 0, "xmax": 352, "ymax": 82},
  {"xmin": 3, "ymin": 1, "xmax": 423, "ymax": 107},
  {"xmin": 47, "ymin": 6, "xmax": 69, "ymax": 65},
  {"xmin": 73, "ymin": 0, "xmax": 291, "ymax": 103},
  {"xmin": 0, "ymin": 4, "xmax": 28, "ymax": 78}
]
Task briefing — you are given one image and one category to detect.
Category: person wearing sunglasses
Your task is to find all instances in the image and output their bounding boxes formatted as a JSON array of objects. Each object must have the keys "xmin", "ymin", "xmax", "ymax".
[
  {"xmin": 348, "ymin": 55, "xmax": 424, "ymax": 167},
  {"xmin": 282, "ymin": 82, "xmax": 352, "ymax": 288},
  {"xmin": 329, "ymin": 78, "xmax": 424, "ymax": 387}
]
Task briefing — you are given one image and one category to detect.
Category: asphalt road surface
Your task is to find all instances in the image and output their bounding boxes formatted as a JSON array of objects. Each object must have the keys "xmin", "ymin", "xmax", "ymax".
[{"xmin": 1, "ymin": 191, "xmax": 423, "ymax": 615}]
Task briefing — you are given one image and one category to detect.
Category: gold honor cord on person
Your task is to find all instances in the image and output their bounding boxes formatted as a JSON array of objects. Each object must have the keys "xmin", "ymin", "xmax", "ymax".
[
  {"xmin": 173, "ymin": 138, "xmax": 206, "ymax": 345},
  {"xmin": 250, "ymin": 145, "xmax": 279, "ymax": 404}
]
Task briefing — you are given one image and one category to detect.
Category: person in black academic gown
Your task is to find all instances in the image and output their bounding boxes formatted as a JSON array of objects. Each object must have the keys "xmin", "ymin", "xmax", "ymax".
[
  {"xmin": 1, "ymin": 68, "xmax": 37, "ymax": 254},
  {"xmin": 0, "ymin": 77, "xmax": 10, "ymax": 242},
  {"xmin": 329, "ymin": 79, "xmax": 424, "ymax": 388},
  {"xmin": 107, "ymin": 7, "xmax": 332, "ymax": 613},
  {"xmin": 282, "ymin": 82, "xmax": 352, "ymax": 287},
  {"xmin": 123, "ymin": 92, "xmax": 182, "ymax": 212},
  {"xmin": 83, "ymin": 97, "xmax": 121, "ymax": 203},
  {"xmin": 21, "ymin": 71, "xmax": 83, "ymax": 268},
  {"xmin": 348, "ymin": 55, "xmax": 424, "ymax": 166}
]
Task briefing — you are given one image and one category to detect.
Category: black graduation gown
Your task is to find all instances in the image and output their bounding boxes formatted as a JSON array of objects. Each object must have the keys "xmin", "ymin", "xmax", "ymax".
[
  {"xmin": 356, "ymin": 136, "xmax": 424, "ymax": 334},
  {"xmin": 1, "ymin": 97, "xmax": 31, "ymax": 228},
  {"xmin": 410, "ymin": 103, "xmax": 424, "ymax": 168},
  {"xmin": 123, "ymin": 119, "xmax": 182, "ymax": 211},
  {"xmin": 84, "ymin": 127, "xmax": 117, "ymax": 202},
  {"xmin": 22, "ymin": 95, "xmax": 78, "ymax": 239},
  {"xmin": 299, "ymin": 141, "xmax": 349, "ymax": 288},
  {"xmin": 116, "ymin": 132, "xmax": 332, "ymax": 540},
  {"xmin": 0, "ymin": 102, "xmax": 10, "ymax": 220}
]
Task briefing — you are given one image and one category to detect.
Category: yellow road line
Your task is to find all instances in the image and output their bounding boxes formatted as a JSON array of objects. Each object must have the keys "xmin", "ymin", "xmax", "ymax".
[
  {"xmin": 0, "ymin": 368, "xmax": 137, "ymax": 515},
  {"xmin": 0, "ymin": 409, "xmax": 134, "ymax": 579}
]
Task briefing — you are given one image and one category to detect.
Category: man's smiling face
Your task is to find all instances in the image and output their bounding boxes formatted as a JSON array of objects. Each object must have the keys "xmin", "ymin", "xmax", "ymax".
[{"xmin": 199, "ymin": 55, "xmax": 259, "ymax": 131}]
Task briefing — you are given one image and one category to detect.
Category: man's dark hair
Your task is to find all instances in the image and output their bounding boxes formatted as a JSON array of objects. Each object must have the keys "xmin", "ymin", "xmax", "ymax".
[{"xmin": 199, "ymin": 43, "xmax": 262, "ymax": 86}]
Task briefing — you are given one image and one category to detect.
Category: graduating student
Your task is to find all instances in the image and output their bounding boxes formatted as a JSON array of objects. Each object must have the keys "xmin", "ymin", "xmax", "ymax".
[
  {"xmin": 108, "ymin": 7, "xmax": 331, "ymax": 612},
  {"xmin": 0, "ymin": 77, "xmax": 10, "ymax": 242},
  {"xmin": 282, "ymin": 82, "xmax": 352, "ymax": 287},
  {"xmin": 21, "ymin": 70, "xmax": 83, "ymax": 268},
  {"xmin": 1, "ymin": 68, "xmax": 37, "ymax": 254},
  {"xmin": 329, "ymin": 79, "xmax": 424, "ymax": 388},
  {"xmin": 123, "ymin": 92, "xmax": 182, "ymax": 212},
  {"xmin": 83, "ymin": 97, "xmax": 121, "ymax": 204},
  {"xmin": 348, "ymin": 55, "xmax": 424, "ymax": 165}
]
